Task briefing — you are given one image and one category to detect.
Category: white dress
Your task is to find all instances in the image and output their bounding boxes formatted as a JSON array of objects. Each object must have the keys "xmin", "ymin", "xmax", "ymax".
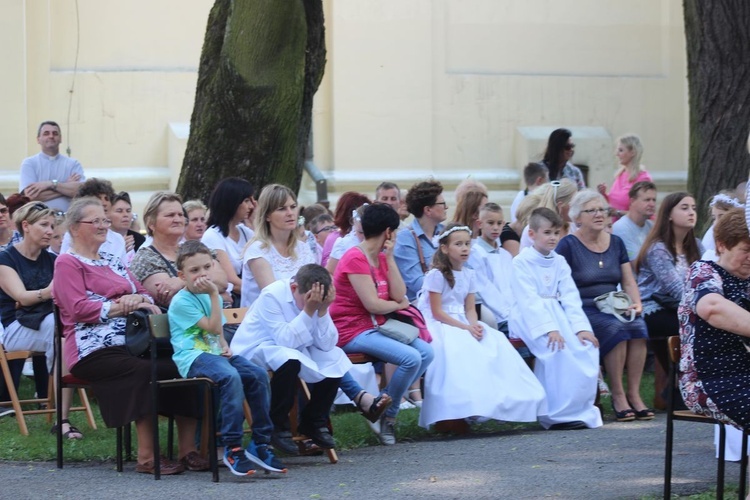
[
  {"xmin": 240, "ymin": 239, "xmax": 316, "ymax": 308},
  {"xmin": 417, "ymin": 268, "xmax": 546, "ymax": 428},
  {"xmin": 509, "ymin": 247, "xmax": 603, "ymax": 429}
]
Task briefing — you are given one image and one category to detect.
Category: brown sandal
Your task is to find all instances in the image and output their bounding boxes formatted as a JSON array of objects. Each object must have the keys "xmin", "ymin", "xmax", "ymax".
[
  {"xmin": 136, "ymin": 456, "xmax": 185, "ymax": 475},
  {"xmin": 354, "ymin": 391, "xmax": 393, "ymax": 423}
]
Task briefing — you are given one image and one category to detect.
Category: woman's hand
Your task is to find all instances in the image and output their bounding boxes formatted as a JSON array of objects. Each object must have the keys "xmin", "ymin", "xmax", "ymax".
[
  {"xmin": 383, "ymin": 230, "xmax": 396, "ymax": 259},
  {"xmin": 396, "ymin": 297, "xmax": 411, "ymax": 310},
  {"xmin": 629, "ymin": 302, "xmax": 642, "ymax": 315},
  {"xmin": 116, "ymin": 294, "xmax": 147, "ymax": 315},
  {"xmin": 466, "ymin": 322, "xmax": 484, "ymax": 341},
  {"xmin": 124, "ymin": 234, "xmax": 135, "ymax": 253},
  {"xmin": 136, "ymin": 302, "xmax": 162, "ymax": 314},
  {"xmin": 596, "ymin": 183, "xmax": 607, "ymax": 196},
  {"xmin": 155, "ymin": 278, "xmax": 185, "ymax": 305}
]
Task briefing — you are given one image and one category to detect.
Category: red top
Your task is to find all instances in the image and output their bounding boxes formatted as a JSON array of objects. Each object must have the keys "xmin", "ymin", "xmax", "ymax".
[{"xmin": 330, "ymin": 248, "xmax": 390, "ymax": 347}]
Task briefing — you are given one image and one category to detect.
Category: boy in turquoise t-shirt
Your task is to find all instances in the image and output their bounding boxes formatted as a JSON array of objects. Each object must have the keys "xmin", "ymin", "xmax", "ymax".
[{"xmin": 168, "ymin": 241, "xmax": 286, "ymax": 476}]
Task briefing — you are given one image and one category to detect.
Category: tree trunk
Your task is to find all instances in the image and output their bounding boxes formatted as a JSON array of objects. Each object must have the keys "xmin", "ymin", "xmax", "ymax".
[
  {"xmin": 177, "ymin": 0, "xmax": 326, "ymax": 202},
  {"xmin": 684, "ymin": 0, "xmax": 750, "ymax": 230}
]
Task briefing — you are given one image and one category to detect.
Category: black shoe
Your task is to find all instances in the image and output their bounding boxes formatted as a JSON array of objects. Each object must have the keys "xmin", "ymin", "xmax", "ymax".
[
  {"xmin": 271, "ymin": 430, "xmax": 299, "ymax": 455},
  {"xmin": 548, "ymin": 421, "xmax": 588, "ymax": 430},
  {"xmin": 298, "ymin": 422, "xmax": 335, "ymax": 449}
]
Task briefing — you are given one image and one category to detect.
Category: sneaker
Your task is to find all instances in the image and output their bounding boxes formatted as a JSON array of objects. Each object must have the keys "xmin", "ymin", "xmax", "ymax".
[
  {"xmin": 22, "ymin": 360, "xmax": 34, "ymax": 377},
  {"xmin": 245, "ymin": 441, "xmax": 288, "ymax": 473},
  {"xmin": 0, "ymin": 408, "xmax": 15, "ymax": 419},
  {"xmin": 222, "ymin": 446, "xmax": 255, "ymax": 476},
  {"xmin": 398, "ymin": 399, "xmax": 415, "ymax": 411},
  {"xmin": 379, "ymin": 416, "xmax": 396, "ymax": 446}
]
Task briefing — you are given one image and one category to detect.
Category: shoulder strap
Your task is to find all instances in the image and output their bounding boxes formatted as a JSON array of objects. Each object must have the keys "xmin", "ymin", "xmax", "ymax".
[
  {"xmin": 148, "ymin": 245, "xmax": 178, "ymax": 277},
  {"xmin": 409, "ymin": 229, "xmax": 428, "ymax": 274}
]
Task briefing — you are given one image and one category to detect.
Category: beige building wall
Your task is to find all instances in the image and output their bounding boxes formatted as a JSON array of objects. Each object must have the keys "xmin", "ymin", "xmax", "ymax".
[{"xmin": 1, "ymin": 0, "xmax": 688, "ymax": 213}]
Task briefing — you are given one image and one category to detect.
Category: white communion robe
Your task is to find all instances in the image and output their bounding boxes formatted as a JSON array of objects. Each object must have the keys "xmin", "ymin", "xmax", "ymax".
[
  {"xmin": 468, "ymin": 240, "xmax": 515, "ymax": 326},
  {"xmin": 416, "ymin": 268, "xmax": 546, "ymax": 428},
  {"xmin": 510, "ymin": 247, "xmax": 603, "ymax": 429},
  {"xmin": 231, "ymin": 278, "xmax": 352, "ymax": 383}
]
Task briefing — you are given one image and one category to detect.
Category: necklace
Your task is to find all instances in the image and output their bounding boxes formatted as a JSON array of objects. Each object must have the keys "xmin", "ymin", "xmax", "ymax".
[{"xmin": 577, "ymin": 233, "xmax": 607, "ymax": 268}]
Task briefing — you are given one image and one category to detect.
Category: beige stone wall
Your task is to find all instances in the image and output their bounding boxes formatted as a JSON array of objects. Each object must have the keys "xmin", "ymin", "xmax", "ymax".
[{"xmin": 1, "ymin": 0, "xmax": 688, "ymax": 214}]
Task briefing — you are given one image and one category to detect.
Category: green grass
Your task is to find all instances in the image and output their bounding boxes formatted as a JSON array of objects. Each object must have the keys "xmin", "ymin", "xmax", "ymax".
[{"xmin": 0, "ymin": 370, "xmax": 657, "ymax": 462}]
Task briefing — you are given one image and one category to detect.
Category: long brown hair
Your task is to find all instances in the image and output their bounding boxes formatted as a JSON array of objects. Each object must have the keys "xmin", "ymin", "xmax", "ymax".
[
  {"xmin": 452, "ymin": 190, "xmax": 487, "ymax": 233},
  {"xmin": 431, "ymin": 223, "xmax": 471, "ymax": 288},
  {"xmin": 634, "ymin": 191, "xmax": 701, "ymax": 274}
]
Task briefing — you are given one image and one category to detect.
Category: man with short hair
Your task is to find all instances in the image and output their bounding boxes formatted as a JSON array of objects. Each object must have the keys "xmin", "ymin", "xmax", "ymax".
[
  {"xmin": 374, "ymin": 182, "xmax": 401, "ymax": 212},
  {"xmin": 612, "ymin": 181, "xmax": 657, "ymax": 263},
  {"xmin": 20, "ymin": 121, "xmax": 85, "ymax": 212}
]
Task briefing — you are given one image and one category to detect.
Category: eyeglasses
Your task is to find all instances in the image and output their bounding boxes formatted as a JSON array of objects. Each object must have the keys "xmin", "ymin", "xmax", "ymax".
[
  {"xmin": 79, "ymin": 218, "xmax": 112, "ymax": 227},
  {"xmin": 564, "ymin": 143, "xmax": 576, "ymax": 151},
  {"xmin": 581, "ymin": 208, "xmax": 608, "ymax": 215},
  {"xmin": 432, "ymin": 202, "xmax": 449, "ymax": 209},
  {"xmin": 314, "ymin": 225, "xmax": 337, "ymax": 235},
  {"xmin": 0, "ymin": 208, "xmax": 8, "ymax": 215}
]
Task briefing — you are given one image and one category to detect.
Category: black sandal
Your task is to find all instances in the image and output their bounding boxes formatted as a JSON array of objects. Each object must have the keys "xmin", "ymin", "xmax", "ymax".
[
  {"xmin": 354, "ymin": 391, "xmax": 393, "ymax": 423},
  {"xmin": 627, "ymin": 400, "xmax": 655, "ymax": 420},
  {"xmin": 611, "ymin": 402, "xmax": 636, "ymax": 422},
  {"xmin": 50, "ymin": 419, "xmax": 84, "ymax": 440}
]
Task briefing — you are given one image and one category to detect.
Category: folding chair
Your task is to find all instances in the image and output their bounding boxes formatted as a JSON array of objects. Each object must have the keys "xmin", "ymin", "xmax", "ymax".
[
  {"xmin": 148, "ymin": 313, "xmax": 219, "ymax": 482},
  {"xmin": 663, "ymin": 335, "xmax": 749, "ymax": 500},
  {"xmin": 53, "ymin": 305, "xmax": 127, "ymax": 471},
  {"xmin": 0, "ymin": 345, "xmax": 53, "ymax": 435}
]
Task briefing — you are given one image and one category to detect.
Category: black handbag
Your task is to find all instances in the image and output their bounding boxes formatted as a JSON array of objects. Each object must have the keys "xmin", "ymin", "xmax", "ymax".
[
  {"xmin": 652, "ymin": 293, "xmax": 680, "ymax": 310},
  {"xmin": 16, "ymin": 300, "xmax": 54, "ymax": 330},
  {"xmin": 124, "ymin": 309, "xmax": 152, "ymax": 357}
]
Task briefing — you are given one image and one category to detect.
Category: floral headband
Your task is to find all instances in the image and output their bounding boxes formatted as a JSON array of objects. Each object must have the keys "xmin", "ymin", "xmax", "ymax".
[
  {"xmin": 710, "ymin": 193, "xmax": 743, "ymax": 208},
  {"xmin": 351, "ymin": 203, "xmax": 369, "ymax": 222},
  {"xmin": 297, "ymin": 215, "xmax": 305, "ymax": 227},
  {"xmin": 432, "ymin": 225, "xmax": 472, "ymax": 246}
]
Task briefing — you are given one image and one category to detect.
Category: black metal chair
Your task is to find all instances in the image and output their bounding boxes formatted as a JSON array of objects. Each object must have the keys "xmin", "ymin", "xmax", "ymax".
[{"xmin": 663, "ymin": 335, "xmax": 748, "ymax": 500}]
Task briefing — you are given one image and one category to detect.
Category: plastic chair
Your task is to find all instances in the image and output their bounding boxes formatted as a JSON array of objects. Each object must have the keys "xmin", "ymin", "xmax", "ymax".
[{"xmin": 663, "ymin": 335, "xmax": 748, "ymax": 499}]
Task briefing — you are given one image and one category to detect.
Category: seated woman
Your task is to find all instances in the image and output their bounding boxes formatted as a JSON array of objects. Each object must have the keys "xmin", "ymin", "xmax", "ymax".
[
  {"xmin": 110, "ymin": 191, "xmax": 146, "ymax": 266},
  {"xmin": 556, "ymin": 190, "xmax": 651, "ymax": 422},
  {"xmin": 325, "ymin": 204, "xmax": 367, "ymax": 276},
  {"xmin": 680, "ymin": 207, "xmax": 750, "ymax": 432},
  {"xmin": 320, "ymin": 192, "xmax": 370, "ymax": 267},
  {"xmin": 201, "ymin": 178, "xmax": 256, "ymax": 307},
  {"xmin": 131, "ymin": 192, "xmax": 229, "ymax": 310},
  {"xmin": 331, "ymin": 203, "xmax": 434, "ymax": 445},
  {"xmin": 54, "ymin": 197, "xmax": 207, "ymax": 475},
  {"xmin": 635, "ymin": 192, "xmax": 702, "ymax": 406},
  {"xmin": 240, "ymin": 184, "xmax": 316, "ymax": 308},
  {"xmin": 518, "ymin": 179, "xmax": 577, "ymax": 251},
  {"xmin": 183, "ymin": 199, "xmax": 208, "ymax": 242},
  {"xmin": 0, "ymin": 202, "xmax": 78, "ymax": 437},
  {"xmin": 0, "ymin": 194, "xmax": 13, "ymax": 251}
]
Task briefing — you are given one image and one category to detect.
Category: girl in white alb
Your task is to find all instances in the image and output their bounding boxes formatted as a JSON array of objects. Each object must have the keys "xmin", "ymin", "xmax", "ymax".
[{"xmin": 417, "ymin": 224, "xmax": 546, "ymax": 428}]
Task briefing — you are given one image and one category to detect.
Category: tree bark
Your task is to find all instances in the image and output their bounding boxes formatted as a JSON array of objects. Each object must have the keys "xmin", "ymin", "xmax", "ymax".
[
  {"xmin": 684, "ymin": 0, "xmax": 750, "ymax": 229},
  {"xmin": 177, "ymin": 0, "xmax": 326, "ymax": 202}
]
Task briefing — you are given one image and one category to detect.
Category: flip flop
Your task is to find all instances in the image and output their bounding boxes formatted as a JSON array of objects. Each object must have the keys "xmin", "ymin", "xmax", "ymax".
[{"xmin": 355, "ymin": 391, "xmax": 393, "ymax": 423}]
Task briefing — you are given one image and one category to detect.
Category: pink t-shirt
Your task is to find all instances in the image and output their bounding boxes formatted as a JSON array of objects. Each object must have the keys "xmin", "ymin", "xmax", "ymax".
[
  {"xmin": 320, "ymin": 230, "xmax": 342, "ymax": 267},
  {"xmin": 330, "ymin": 248, "xmax": 390, "ymax": 347},
  {"xmin": 608, "ymin": 169, "xmax": 652, "ymax": 212}
]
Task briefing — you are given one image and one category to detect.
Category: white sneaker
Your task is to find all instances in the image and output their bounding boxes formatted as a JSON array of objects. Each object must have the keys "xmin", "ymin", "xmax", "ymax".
[
  {"xmin": 0, "ymin": 409, "xmax": 15, "ymax": 419},
  {"xmin": 22, "ymin": 360, "xmax": 34, "ymax": 377},
  {"xmin": 398, "ymin": 400, "xmax": 415, "ymax": 411}
]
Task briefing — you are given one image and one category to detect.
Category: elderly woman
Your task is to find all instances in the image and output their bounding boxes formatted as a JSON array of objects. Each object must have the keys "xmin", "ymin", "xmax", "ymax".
[
  {"xmin": 183, "ymin": 199, "xmax": 208, "ymax": 241},
  {"xmin": 556, "ymin": 190, "xmax": 650, "ymax": 422},
  {"xmin": 680, "ymin": 207, "xmax": 750, "ymax": 432},
  {"xmin": 331, "ymin": 203, "xmax": 434, "ymax": 445},
  {"xmin": 0, "ymin": 202, "xmax": 78, "ymax": 436},
  {"xmin": 53, "ymin": 197, "xmax": 207, "ymax": 475},
  {"xmin": 131, "ymin": 192, "xmax": 229, "ymax": 310}
]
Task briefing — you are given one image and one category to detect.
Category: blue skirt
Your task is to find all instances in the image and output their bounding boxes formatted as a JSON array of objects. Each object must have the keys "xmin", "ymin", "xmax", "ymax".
[{"xmin": 583, "ymin": 305, "xmax": 648, "ymax": 358}]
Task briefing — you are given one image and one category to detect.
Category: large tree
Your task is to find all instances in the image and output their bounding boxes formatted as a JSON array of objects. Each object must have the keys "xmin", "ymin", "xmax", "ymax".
[
  {"xmin": 177, "ymin": 0, "xmax": 326, "ymax": 202},
  {"xmin": 684, "ymin": 0, "xmax": 750, "ymax": 229}
]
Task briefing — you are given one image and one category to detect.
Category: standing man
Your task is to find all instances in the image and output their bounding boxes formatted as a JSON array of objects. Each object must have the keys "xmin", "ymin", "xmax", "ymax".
[
  {"xmin": 611, "ymin": 181, "xmax": 657, "ymax": 263},
  {"xmin": 20, "ymin": 121, "xmax": 85, "ymax": 213}
]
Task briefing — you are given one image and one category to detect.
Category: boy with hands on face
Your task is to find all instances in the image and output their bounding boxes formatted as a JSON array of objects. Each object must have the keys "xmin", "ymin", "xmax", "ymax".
[{"xmin": 169, "ymin": 241, "xmax": 286, "ymax": 476}]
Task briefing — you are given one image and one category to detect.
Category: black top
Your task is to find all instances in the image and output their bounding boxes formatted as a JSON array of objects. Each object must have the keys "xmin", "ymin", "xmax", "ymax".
[
  {"xmin": 128, "ymin": 229, "xmax": 146, "ymax": 252},
  {"xmin": 0, "ymin": 246, "xmax": 56, "ymax": 327}
]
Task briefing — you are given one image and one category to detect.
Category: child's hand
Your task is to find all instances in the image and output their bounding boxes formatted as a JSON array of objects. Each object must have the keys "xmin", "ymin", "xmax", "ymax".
[
  {"xmin": 467, "ymin": 322, "xmax": 484, "ymax": 340},
  {"xmin": 193, "ymin": 276, "xmax": 218, "ymax": 295},
  {"xmin": 303, "ymin": 282, "xmax": 326, "ymax": 316},
  {"xmin": 221, "ymin": 345, "xmax": 232, "ymax": 358},
  {"xmin": 576, "ymin": 330, "xmax": 599, "ymax": 348},
  {"xmin": 320, "ymin": 284, "xmax": 336, "ymax": 310},
  {"xmin": 547, "ymin": 331, "xmax": 565, "ymax": 351}
]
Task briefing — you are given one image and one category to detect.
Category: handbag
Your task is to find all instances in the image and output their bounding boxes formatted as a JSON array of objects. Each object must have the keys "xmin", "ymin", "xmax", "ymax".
[
  {"xmin": 16, "ymin": 300, "xmax": 53, "ymax": 330},
  {"xmin": 593, "ymin": 291, "xmax": 636, "ymax": 323},
  {"xmin": 375, "ymin": 316, "xmax": 420, "ymax": 344},
  {"xmin": 124, "ymin": 309, "xmax": 153, "ymax": 357}
]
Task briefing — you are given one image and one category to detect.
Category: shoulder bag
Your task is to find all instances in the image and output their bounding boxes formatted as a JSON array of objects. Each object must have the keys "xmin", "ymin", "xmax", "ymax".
[{"xmin": 593, "ymin": 291, "xmax": 636, "ymax": 323}]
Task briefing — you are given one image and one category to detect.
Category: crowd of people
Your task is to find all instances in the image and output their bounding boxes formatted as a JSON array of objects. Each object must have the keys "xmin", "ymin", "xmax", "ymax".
[{"xmin": 2, "ymin": 121, "xmax": 750, "ymax": 478}]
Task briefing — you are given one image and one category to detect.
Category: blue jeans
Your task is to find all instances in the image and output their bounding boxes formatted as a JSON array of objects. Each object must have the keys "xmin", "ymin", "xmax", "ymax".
[
  {"xmin": 343, "ymin": 330, "xmax": 434, "ymax": 418},
  {"xmin": 187, "ymin": 353, "xmax": 272, "ymax": 447}
]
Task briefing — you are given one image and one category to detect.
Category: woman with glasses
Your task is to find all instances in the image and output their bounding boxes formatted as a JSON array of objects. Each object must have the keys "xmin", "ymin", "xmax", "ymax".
[
  {"xmin": 0, "ymin": 194, "xmax": 12, "ymax": 251},
  {"xmin": 110, "ymin": 191, "xmax": 145, "ymax": 266},
  {"xmin": 540, "ymin": 128, "xmax": 586, "ymax": 190},
  {"xmin": 556, "ymin": 190, "xmax": 650, "ymax": 422},
  {"xmin": 635, "ymin": 192, "xmax": 702, "ymax": 408},
  {"xmin": 596, "ymin": 134, "xmax": 652, "ymax": 219},
  {"xmin": 54, "ymin": 197, "xmax": 206, "ymax": 474},
  {"xmin": 0, "ymin": 202, "xmax": 79, "ymax": 438}
]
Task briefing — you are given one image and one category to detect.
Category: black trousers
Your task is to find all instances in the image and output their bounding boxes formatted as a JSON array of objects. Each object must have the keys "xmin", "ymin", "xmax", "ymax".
[
  {"xmin": 270, "ymin": 360, "xmax": 341, "ymax": 431},
  {"xmin": 0, "ymin": 355, "xmax": 48, "ymax": 402},
  {"xmin": 644, "ymin": 307, "xmax": 679, "ymax": 372}
]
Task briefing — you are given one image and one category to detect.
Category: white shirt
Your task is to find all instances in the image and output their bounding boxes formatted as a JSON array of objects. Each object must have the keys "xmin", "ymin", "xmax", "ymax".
[
  {"xmin": 19, "ymin": 152, "xmax": 86, "ymax": 212},
  {"xmin": 201, "ymin": 224, "xmax": 253, "ymax": 276}
]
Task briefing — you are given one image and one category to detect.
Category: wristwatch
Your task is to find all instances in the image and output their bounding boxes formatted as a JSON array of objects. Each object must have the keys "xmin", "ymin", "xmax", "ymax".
[{"xmin": 51, "ymin": 179, "xmax": 58, "ymax": 191}]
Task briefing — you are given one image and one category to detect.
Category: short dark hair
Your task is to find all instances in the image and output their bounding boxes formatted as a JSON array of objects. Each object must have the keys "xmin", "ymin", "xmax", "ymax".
[
  {"xmin": 37, "ymin": 121, "xmax": 60, "ymax": 137},
  {"xmin": 77, "ymin": 178, "xmax": 116, "ymax": 202},
  {"xmin": 310, "ymin": 213, "xmax": 334, "ymax": 231},
  {"xmin": 206, "ymin": 177, "xmax": 255, "ymax": 237},
  {"xmin": 375, "ymin": 182, "xmax": 400, "ymax": 198},
  {"xmin": 523, "ymin": 162, "xmax": 548, "ymax": 187},
  {"xmin": 529, "ymin": 207, "xmax": 563, "ymax": 231},
  {"xmin": 405, "ymin": 180, "xmax": 443, "ymax": 218},
  {"xmin": 361, "ymin": 203, "xmax": 400, "ymax": 239},
  {"xmin": 629, "ymin": 181, "xmax": 657, "ymax": 200},
  {"xmin": 302, "ymin": 204, "xmax": 329, "ymax": 229},
  {"xmin": 176, "ymin": 240, "xmax": 213, "ymax": 270},
  {"xmin": 112, "ymin": 191, "xmax": 132, "ymax": 207},
  {"xmin": 479, "ymin": 202, "xmax": 503, "ymax": 216},
  {"xmin": 295, "ymin": 264, "xmax": 332, "ymax": 295}
]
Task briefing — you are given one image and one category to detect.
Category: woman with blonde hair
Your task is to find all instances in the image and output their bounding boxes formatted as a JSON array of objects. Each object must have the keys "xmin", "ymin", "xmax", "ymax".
[
  {"xmin": 597, "ymin": 134, "xmax": 652, "ymax": 217},
  {"xmin": 240, "ymin": 184, "xmax": 316, "ymax": 308},
  {"xmin": 518, "ymin": 179, "xmax": 577, "ymax": 250}
]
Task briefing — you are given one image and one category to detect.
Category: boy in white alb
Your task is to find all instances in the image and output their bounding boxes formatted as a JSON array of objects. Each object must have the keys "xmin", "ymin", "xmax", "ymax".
[{"xmin": 510, "ymin": 208, "xmax": 602, "ymax": 430}]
